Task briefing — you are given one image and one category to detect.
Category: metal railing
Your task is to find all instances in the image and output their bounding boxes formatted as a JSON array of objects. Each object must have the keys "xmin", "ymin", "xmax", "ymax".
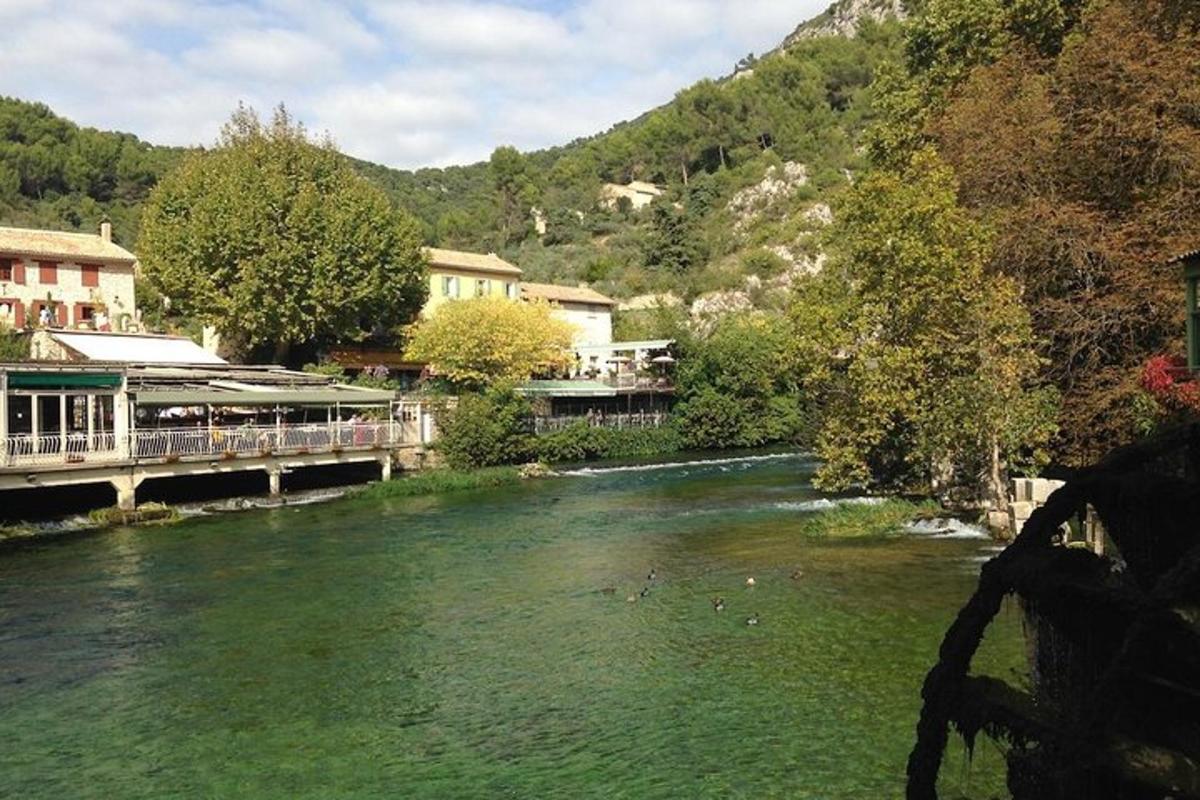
[
  {"xmin": 132, "ymin": 423, "xmax": 396, "ymax": 460},
  {"xmin": 533, "ymin": 412, "xmax": 669, "ymax": 434},
  {"xmin": 2, "ymin": 422, "xmax": 402, "ymax": 468},
  {"xmin": 4, "ymin": 432, "xmax": 121, "ymax": 466}
]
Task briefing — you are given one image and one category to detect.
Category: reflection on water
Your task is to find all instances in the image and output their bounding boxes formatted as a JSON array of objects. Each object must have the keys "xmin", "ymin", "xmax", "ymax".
[{"xmin": 0, "ymin": 452, "xmax": 1021, "ymax": 799}]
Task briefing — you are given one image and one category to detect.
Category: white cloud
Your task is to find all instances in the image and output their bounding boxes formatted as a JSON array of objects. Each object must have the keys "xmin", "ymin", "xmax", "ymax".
[
  {"xmin": 185, "ymin": 28, "xmax": 343, "ymax": 82},
  {"xmin": 369, "ymin": 1, "xmax": 572, "ymax": 62},
  {"xmin": 0, "ymin": 0, "xmax": 832, "ymax": 168}
]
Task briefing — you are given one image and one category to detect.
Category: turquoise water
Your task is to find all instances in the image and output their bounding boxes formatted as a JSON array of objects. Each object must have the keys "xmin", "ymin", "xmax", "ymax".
[{"xmin": 0, "ymin": 453, "xmax": 1020, "ymax": 799}]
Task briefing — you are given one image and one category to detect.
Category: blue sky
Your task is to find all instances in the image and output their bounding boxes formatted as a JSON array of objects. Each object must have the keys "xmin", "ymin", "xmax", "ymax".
[{"xmin": 0, "ymin": 0, "xmax": 828, "ymax": 169}]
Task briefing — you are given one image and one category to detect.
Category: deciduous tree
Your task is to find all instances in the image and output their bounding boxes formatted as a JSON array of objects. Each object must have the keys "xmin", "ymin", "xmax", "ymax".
[
  {"xmin": 405, "ymin": 296, "xmax": 576, "ymax": 390},
  {"xmin": 139, "ymin": 105, "xmax": 427, "ymax": 364}
]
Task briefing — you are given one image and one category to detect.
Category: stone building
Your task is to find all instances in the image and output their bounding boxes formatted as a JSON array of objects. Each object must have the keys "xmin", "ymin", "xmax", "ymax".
[
  {"xmin": 520, "ymin": 282, "xmax": 613, "ymax": 346},
  {"xmin": 0, "ymin": 223, "xmax": 137, "ymax": 332}
]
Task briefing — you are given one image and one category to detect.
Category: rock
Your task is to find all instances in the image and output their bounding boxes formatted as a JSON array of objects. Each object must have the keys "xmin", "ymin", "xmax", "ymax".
[{"xmin": 518, "ymin": 462, "xmax": 557, "ymax": 480}]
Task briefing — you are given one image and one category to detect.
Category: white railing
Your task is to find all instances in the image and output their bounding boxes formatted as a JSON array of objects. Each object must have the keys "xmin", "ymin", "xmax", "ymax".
[
  {"xmin": 132, "ymin": 423, "xmax": 397, "ymax": 460},
  {"xmin": 4, "ymin": 432, "xmax": 121, "ymax": 467},
  {"xmin": 2, "ymin": 422, "xmax": 401, "ymax": 468}
]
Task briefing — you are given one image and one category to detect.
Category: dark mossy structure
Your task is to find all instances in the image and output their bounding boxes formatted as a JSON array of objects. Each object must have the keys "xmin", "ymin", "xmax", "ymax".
[{"xmin": 907, "ymin": 426, "xmax": 1200, "ymax": 799}]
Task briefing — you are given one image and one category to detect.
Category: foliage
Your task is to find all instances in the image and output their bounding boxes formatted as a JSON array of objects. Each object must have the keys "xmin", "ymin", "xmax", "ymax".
[
  {"xmin": 405, "ymin": 297, "xmax": 576, "ymax": 391},
  {"xmin": 0, "ymin": 322, "xmax": 27, "ymax": 361},
  {"xmin": 138, "ymin": 105, "xmax": 427, "ymax": 364},
  {"xmin": 801, "ymin": 150, "xmax": 1057, "ymax": 500},
  {"xmin": 870, "ymin": 0, "xmax": 1199, "ymax": 464},
  {"xmin": 359, "ymin": 466, "xmax": 526, "ymax": 499},
  {"xmin": 1140, "ymin": 355, "xmax": 1200, "ymax": 417},
  {"xmin": 794, "ymin": 499, "xmax": 942, "ymax": 538},
  {"xmin": 673, "ymin": 312, "xmax": 810, "ymax": 449},
  {"xmin": 0, "ymin": 97, "xmax": 181, "ymax": 244},
  {"xmin": 534, "ymin": 422, "xmax": 682, "ymax": 463},
  {"xmin": 433, "ymin": 385, "xmax": 534, "ymax": 470}
]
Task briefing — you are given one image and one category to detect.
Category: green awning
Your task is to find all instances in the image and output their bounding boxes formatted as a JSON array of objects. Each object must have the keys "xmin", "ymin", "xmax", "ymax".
[
  {"xmin": 517, "ymin": 380, "xmax": 617, "ymax": 398},
  {"xmin": 7, "ymin": 372, "xmax": 123, "ymax": 389}
]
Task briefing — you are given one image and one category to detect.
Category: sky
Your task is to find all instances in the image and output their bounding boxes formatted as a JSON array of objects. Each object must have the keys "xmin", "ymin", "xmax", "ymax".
[{"xmin": 0, "ymin": 0, "xmax": 828, "ymax": 170}]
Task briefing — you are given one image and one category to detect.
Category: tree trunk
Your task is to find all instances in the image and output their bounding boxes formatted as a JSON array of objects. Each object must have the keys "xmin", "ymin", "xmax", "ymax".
[
  {"xmin": 986, "ymin": 435, "xmax": 1008, "ymax": 513},
  {"xmin": 680, "ymin": 159, "xmax": 689, "ymax": 187},
  {"xmin": 719, "ymin": 144, "xmax": 727, "ymax": 169},
  {"xmin": 272, "ymin": 339, "xmax": 292, "ymax": 366}
]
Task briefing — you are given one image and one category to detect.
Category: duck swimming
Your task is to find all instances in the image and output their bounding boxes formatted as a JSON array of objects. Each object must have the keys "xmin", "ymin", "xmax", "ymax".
[
  {"xmin": 713, "ymin": 597, "xmax": 726, "ymax": 612},
  {"xmin": 639, "ymin": 586, "xmax": 651, "ymax": 598},
  {"xmin": 790, "ymin": 569, "xmax": 804, "ymax": 580},
  {"xmin": 745, "ymin": 613, "xmax": 760, "ymax": 626},
  {"xmin": 746, "ymin": 576, "xmax": 756, "ymax": 588},
  {"xmin": 647, "ymin": 568, "xmax": 657, "ymax": 581}
]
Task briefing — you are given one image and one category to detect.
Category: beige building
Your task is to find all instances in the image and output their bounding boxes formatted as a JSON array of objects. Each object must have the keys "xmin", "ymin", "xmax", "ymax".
[
  {"xmin": 600, "ymin": 181, "xmax": 663, "ymax": 211},
  {"xmin": 0, "ymin": 223, "xmax": 137, "ymax": 332},
  {"xmin": 422, "ymin": 247, "xmax": 521, "ymax": 317},
  {"xmin": 521, "ymin": 282, "xmax": 614, "ymax": 346}
]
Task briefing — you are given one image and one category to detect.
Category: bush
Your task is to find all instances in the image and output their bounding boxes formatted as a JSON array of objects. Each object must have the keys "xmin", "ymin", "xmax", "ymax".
[
  {"xmin": 362, "ymin": 466, "xmax": 525, "ymax": 498},
  {"xmin": 434, "ymin": 385, "xmax": 534, "ymax": 469},
  {"xmin": 534, "ymin": 422, "xmax": 681, "ymax": 463}
]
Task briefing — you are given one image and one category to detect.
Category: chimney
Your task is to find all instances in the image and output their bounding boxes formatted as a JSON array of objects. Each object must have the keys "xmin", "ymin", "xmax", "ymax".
[{"xmin": 100, "ymin": 221, "xmax": 112, "ymax": 242}]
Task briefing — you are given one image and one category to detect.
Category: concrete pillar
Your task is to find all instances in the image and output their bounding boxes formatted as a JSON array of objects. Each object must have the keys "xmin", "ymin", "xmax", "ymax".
[
  {"xmin": 111, "ymin": 474, "xmax": 139, "ymax": 511},
  {"xmin": 114, "ymin": 380, "xmax": 131, "ymax": 459},
  {"xmin": 379, "ymin": 453, "xmax": 392, "ymax": 482},
  {"xmin": 267, "ymin": 464, "xmax": 282, "ymax": 496}
]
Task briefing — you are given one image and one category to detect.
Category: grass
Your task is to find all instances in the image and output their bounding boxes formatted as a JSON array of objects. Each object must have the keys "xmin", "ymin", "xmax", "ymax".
[
  {"xmin": 797, "ymin": 499, "xmax": 942, "ymax": 538},
  {"xmin": 360, "ymin": 466, "xmax": 528, "ymax": 499}
]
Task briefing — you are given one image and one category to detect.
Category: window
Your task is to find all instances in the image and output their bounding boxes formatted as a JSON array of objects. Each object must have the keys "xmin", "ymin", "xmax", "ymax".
[
  {"xmin": 506, "ymin": 282, "xmax": 518, "ymax": 299},
  {"xmin": 81, "ymin": 263, "xmax": 100, "ymax": 288},
  {"xmin": 441, "ymin": 275, "xmax": 459, "ymax": 298},
  {"xmin": 476, "ymin": 279, "xmax": 490, "ymax": 297},
  {"xmin": 38, "ymin": 261, "xmax": 57, "ymax": 284},
  {"xmin": 1190, "ymin": 275, "xmax": 1200, "ymax": 371},
  {"xmin": 0, "ymin": 259, "xmax": 10, "ymax": 282}
]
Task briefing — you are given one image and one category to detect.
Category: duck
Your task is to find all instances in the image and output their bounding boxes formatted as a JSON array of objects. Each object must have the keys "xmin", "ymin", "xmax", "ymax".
[
  {"xmin": 713, "ymin": 596, "xmax": 726, "ymax": 612},
  {"xmin": 626, "ymin": 593, "xmax": 638, "ymax": 603},
  {"xmin": 647, "ymin": 568, "xmax": 658, "ymax": 581},
  {"xmin": 746, "ymin": 576, "xmax": 757, "ymax": 588},
  {"xmin": 790, "ymin": 569, "xmax": 804, "ymax": 581},
  {"xmin": 639, "ymin": 586, "xmax": 651, "ymax": 598},
  {"xmin": 745, "ymin": 613, "xmax": 760, "ymax": 627}
]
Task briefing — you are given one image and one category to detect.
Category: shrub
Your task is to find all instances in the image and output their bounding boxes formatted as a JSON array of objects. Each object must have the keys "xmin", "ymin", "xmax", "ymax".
[
  {"xmin": 434, "ymin": 385, "xmax": 534, "ymax": 469},
  {"xmin": 534, "ymin": 422, "xmax": 681, "ymax": 463}
]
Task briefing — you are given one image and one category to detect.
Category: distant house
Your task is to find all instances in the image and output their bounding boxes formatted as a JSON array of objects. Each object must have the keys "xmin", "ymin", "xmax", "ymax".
[
  {"xmin": 521, "ymin": 282, "xmax": 614, "ymax": 346},
  {"xmin": 0, "ymin": 222, "xmax": 137, "ymax": 332},
  {"xmin": 422, "ymin": 247, "xmax": 521, "ymax": 317},
  {"xmin": 600, "ymin": 181, "xmax": 663, "ymax": 211}
]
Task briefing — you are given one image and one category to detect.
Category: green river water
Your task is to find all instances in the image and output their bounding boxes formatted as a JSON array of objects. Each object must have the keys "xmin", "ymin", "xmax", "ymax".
[{"xmin": 0, "ymin": 452, "xmax": 1023, "ymax": 799}]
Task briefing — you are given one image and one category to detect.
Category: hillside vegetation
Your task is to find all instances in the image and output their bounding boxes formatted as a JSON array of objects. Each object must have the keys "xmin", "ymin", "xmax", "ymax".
[{"xmin": 0, "ymin": 16, "xmax": 904, "ymax": 316}]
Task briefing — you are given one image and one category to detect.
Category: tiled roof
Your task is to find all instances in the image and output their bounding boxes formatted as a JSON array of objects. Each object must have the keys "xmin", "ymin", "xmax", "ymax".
[
  {"xmin": 424, "ymin": 247, "xmax": 522, "ymax": 276},
  {"xmin": 0, "ymin": 226, "xmax": 137, "ymax": 264},
  {"xmin": 521, "ymin": 282, "xmax": 615, "ymax": 306}
]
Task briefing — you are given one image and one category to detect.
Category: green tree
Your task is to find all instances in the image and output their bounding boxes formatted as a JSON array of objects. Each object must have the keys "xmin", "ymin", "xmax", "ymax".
[
  {"xmin": 434, "ymin": 384, "xmax": 533, "ymax": 469},
  {"xmin": 489, "ymin": 145, "xmax": 541, "ymax": 247},
  {"xmin": 807, "ymin": 150, "xmax": 1057, "ymax": 503},
  {"xmin": 674, "ymin": 312, "xmax": 807, "ymax": 449},
  {"xmin": 138, "ymin": 105, "xmax": 427, "ymax": 364}
]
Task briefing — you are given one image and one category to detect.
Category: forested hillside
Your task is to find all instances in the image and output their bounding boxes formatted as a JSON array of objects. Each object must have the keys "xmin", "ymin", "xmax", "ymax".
[{"xmin": 0, "ymin": 11, "xmax": 904, "ymax": 315}]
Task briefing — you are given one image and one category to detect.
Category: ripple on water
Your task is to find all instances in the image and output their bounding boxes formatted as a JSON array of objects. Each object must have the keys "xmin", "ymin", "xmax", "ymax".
[{"xmin": 0, "ymin": 450, "xmax": 1020, "ymax": 800}]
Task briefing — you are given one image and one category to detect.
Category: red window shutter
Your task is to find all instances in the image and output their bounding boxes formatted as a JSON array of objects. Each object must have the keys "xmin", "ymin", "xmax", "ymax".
[
  {"xmin": 13, "ymin": 301, "xmax": 24, "ymax": 329},
  {"xmin": 56, "ymin": 304, "xmax": 67, "ymax": 327},
  {"xmin": 13, "ymin": 261, "xmax": 25, "ymax": 285},
  {"xmin": 73, "ymin": 303, "xmax": 85, "ymax": 325},
  {"xmin": 81, "ymin": 263, "xmax": 100, "ymax": 288},
  {"xmin": 39, "ymin": 261, "xmax": 58, "ymax": 284}
]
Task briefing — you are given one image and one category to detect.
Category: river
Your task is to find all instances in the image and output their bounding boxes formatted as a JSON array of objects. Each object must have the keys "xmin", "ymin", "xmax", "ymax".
[{"xmin": 0, "ymin": 452, "xmax": 1022, "ymax": 799}]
